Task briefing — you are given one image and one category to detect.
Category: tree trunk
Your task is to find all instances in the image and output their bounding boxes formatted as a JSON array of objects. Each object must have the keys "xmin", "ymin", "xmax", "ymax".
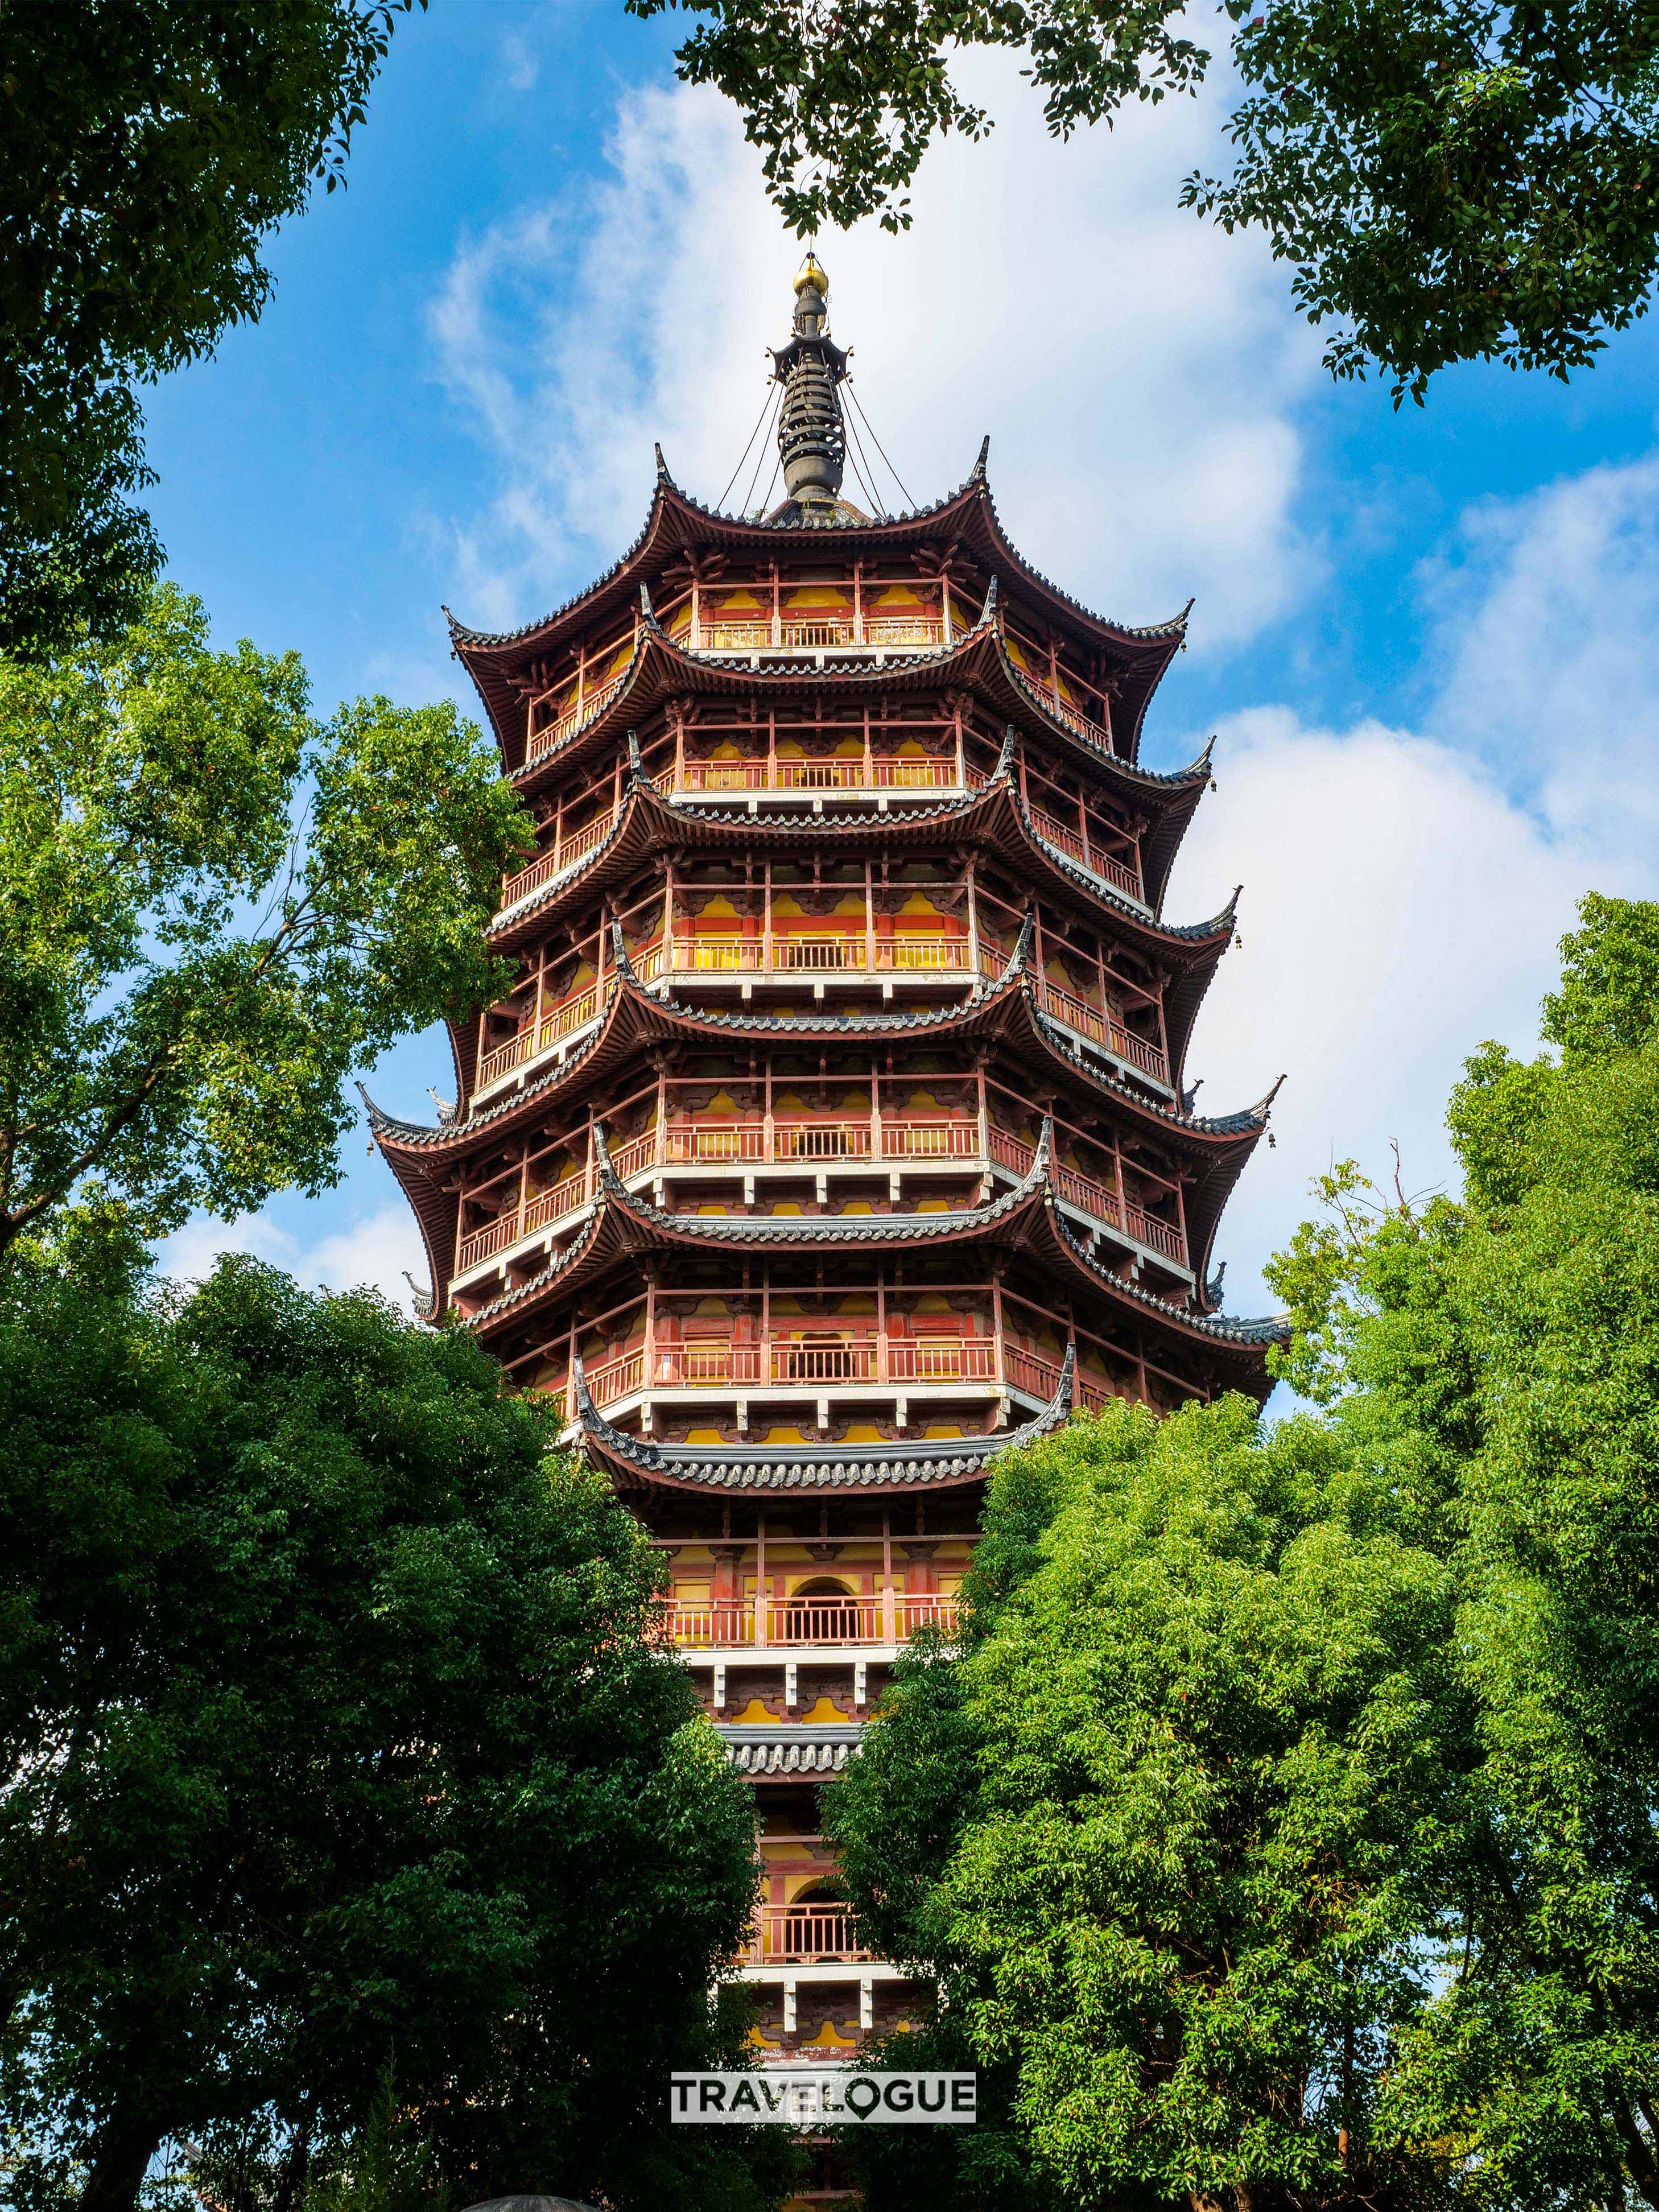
[{"xmin": 77, "ymin": 2102, "xmax": 164, "ymax": 2212}]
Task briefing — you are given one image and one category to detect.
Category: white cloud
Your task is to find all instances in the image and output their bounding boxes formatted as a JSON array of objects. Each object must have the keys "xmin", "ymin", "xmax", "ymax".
[
  {"xmin": 1423, "ymin": 450, "xmax": 1659, "ymax": 866},
  {"xmin": 158, "ymin": 1204, "xmax": 427, "ymax": 1314},
  {"xmin": 1174, "ymin": 436, "xmax": 1659, "ymax": 1310},
  {"xmin": 1169, "ymin": 709, "xmax": 1623, "ymax": 1309},
  {"xmin": 427, "ymin": 53, "xmax": 1322, "ymax": 647}
]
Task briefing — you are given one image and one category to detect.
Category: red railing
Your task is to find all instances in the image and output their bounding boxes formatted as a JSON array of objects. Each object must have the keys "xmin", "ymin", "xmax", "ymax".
[
  {"xmin": 1026, "ymin": 801, "xmax": 1143, "ymax": 901},
  {"xmin": 581, "ymin": 1334, "xmax": 998, "ymax": 1404},
  {"xmin": 1013, "ymin": 666, "xmax": 1112, "ymax": 752},
  {"xmin": 1004, "ymin": 1346, "xmax": 1117, "ymax": 1417},
  {"xmin": 987, "ymin": 1129, "xmax": 1186, "ymax": 1264},
  {"xmin": 746, "ymin": 1906, "xmax": 869, "ymax": 1964},
  {"xmin": 453, "ymin": 1117, "xmax": 981, "ymax": 1272},
  {"xmin": 686, "ymin": 613, "xmax": 944, "ymax": 655},
  {"xmin": 526, "ymin": 671, "xmax": 626, "ymax": 763},
  {"xmin": 499, "ymin": 807, "xmax": 620, "ymax": 907},
  {"xmin": 457, "ymin": 1107, "xmax": 1186, "ymax": 1277},
  {"xmin": 676, "ymin": 753, "xmax": 959, "ymax": 795},
  {"xmin": 658, "ymin": 1592, "xmax": 958, "ymax": 1649},
  {"xmin": 979, "ymin": 947, "xmax": 1169, "ymax": 1083},
  {"xmin": 474, "ymin": 980, "xmax": 602, "ymax": 1089},
  {"xmin": 667, "ymin": 934, "xmax": 970, "ymax": 977}
]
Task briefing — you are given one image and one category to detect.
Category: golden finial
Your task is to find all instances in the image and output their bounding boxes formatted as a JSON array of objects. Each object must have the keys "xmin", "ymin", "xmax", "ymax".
[{"xmin": 794, "ymin": 250, "xmax": 828, "ymax": 297}]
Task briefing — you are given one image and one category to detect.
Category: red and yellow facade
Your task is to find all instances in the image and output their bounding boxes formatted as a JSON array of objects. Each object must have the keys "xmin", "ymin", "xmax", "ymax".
[{"xmin": 368, "ymin": 260, "xmax": 1282, "ymax": 2073}]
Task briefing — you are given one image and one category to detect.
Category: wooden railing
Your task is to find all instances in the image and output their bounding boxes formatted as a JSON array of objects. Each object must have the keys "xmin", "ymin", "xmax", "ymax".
[
  {"xmin": 583, "ymin": 1334, "xmax": 998, "ymax": 1406},
  {"xmin": 1013, "ymin": 666, "xmax": 1112, "ymax": 752},
  {"xmin": 1025, "ymin": 800, "xmax": 1143, "ymax": 901},
  {"xmin": 670, "ymin": 934, "xmax": 970, "ymax": 977},
  {"xmin": 685, "ymin": 613, "xmax": 945, "ymax": 655},
  {"xmin": 979, "ymin": 947, "xmax": 1169, "ymax": 1083},
  {"xmin": 454, "ymin": 1116, "xmax": 982, "ymax": 1270},
  {"xmin": 474, "ymin": 980, "xmax": 603, "ymax": 1089},
  {"xmin": 746, "ymin": 1906, "xmax": 869, "ymax": 1965},
  {"xmin": 526, "ymin": 672, "xmax": 626, "ymax": 764},
  {"xmin": 661, "ymin": 1592, "xmax": 958, "ymax": 1649},
  {"xmin": 499, "ymin": 806, "xmax": 621, "ymax": 907},
  {"xmin": 676, "ymin": 754, "xmax": 959, "ymax": 795},
  {"xmin": 1004, "ymin": 1345, "xmax": 1115, "ymax": 1417},
  {"xmin": 986, "ymin": 1128, "xmax": 1186, "ymax": 1264}
]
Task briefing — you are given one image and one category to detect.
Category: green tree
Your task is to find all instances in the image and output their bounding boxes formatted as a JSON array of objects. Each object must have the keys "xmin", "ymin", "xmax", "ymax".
[
  {"xmin": 0, "ymin": 1, "xmax": 425, "ymax": 657},
  {"xmin": 630, "ymin": 0, "xmax": 1659, "ymax": 401},
  {"xmin": 0, "ymin": 581, "xmax": 527, "ymax": 1261},
  {"xmin": 1268, "ymin": 892, "xmax": 1659, "ymax": 2210},
  {"xmin": 0, "ymin": 1254, "xmax": 767, "ymax": 2212},
  {"xmin": 830, "ymin": 1396, "xmax": 1464, "ymax": 2212}
]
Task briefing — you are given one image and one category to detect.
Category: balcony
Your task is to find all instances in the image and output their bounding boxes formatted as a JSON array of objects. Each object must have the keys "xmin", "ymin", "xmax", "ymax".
[
  {"xmin": 498, "ymin": 804, "xmax": 622, "ymax": 909},
  {"xmin": 987, "ymin": 1128, "xmax": 1185, "ymax": 1263},
  {"xmin": 667, "ymin": 933, "xmax": 971, "ymax": 980},
  {"xmin": 660, "ymin": 1593, "xmax": 959, "ymax": 1649},
  {"xmin": 743, "ymin": 1905, "xmax": 869, "ymax": 1966},
  {"xmin": 1023, "ymin": 800, "xmax": 1142, "ymax": 901},
  {"xmin": 583, "ymin": 1332, "xmax": 999, "ymax": 1410},
  {"xmin": 674, "ymin": 753, "xmax": 959, "ymax": 798},
  {"xmin": 1005, "ymin": 1344, "xmax": 1115, "ymax": 1417},
  {"xmin": 474, "ymin": 979, "xmax": 604, "ymax": 1090},
  {"xmin": 1009, "ymin": 666, "xmax": 1112, "ymax": 752},
  {"xmin": 682, "ymin": 612, "xmax": 946, "ymax": 658},
  {"xmin": 525, "ymin": 671, "xmax": 627, "ymax": 765},
  {"xmin": 453, "ymin": 1111, "xmax": 1186, "ymax": 1277},
  {"xmin": 474, "ymin": 935, "xmax": 977, "ymax": 1093},
  {"xmin": 977, "ymin": 947, "xmax": 1169, "ymax": 1085}
]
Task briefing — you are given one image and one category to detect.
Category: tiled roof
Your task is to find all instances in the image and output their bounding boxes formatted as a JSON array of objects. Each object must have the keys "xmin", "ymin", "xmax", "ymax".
[
  {"xmin": 486, "ymin": 746, "xmax": 1232, "ymax": 973},
  {"xmin": 356, "ymin": 936, "xmax": 1279, "ymax": 1174},
  {"xmin": 573, "ymin": 1345, "xmax": 1078, "ymax": 1496},
  {"xmin": 717, "ymin": 1728, "xmax": 863, "ymax": 1775}
]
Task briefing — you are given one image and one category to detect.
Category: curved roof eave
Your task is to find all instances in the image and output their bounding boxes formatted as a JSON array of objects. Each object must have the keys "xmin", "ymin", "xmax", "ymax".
[
  {"xmin": 355, "ymin": 1081, "xmax": 456, "ymax": 1318},
  {"xmin": 448, "ymin": 453, "xmax": 1198, "ymax": 764},
  {"xmin": 486, "ymin": 753, "xmax": 1231, "ymax": 971},
  {"xmin": 457, "ymin": 1112, "xmax": 1280, "ymax": 1377},
  {"xmin": 573, "ymin": 1343, "xmax": 1078, "ymax": 1499},
  {"xmin": 369, "ymin": 959, "xmax": 1276, "ymax": 1175}
]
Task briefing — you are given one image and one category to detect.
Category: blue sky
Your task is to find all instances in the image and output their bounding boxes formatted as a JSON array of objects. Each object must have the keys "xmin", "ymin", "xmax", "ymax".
[{"xmin": 154, "ymin": 0, "xmax": 1659, "ymax": 1318}]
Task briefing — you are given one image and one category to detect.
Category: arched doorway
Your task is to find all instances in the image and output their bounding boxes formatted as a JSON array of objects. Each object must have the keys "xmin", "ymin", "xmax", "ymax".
[{"xmin": 781, "ymin": 1575, "xmax": 860, "ymax": 1644}]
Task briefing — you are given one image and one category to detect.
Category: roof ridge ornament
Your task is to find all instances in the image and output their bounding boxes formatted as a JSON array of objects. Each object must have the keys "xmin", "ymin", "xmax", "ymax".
[
  {"xmin": 591, "ymin": 1120, "xmax": 626, "ymax": 1199},
  {"xmin": 625, "ymin": 728, "xmax": 656, "ymax": 791},
  {"xmin": 608, "ymin": 918, "xmax": 639, "ymax": 985},
  {"xmin": 971, "ymin": 434, "xmax": 991, "ymax": 482}
]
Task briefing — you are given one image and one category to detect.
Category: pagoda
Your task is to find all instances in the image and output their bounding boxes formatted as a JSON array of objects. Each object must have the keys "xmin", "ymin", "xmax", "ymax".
[{"xmin": 366, "ymin": 254, "xmax": 1284, "ymax": 2068}]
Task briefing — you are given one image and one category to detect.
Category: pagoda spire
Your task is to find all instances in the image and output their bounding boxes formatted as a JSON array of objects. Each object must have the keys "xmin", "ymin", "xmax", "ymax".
[{"xmin": 771, "ymin": 250, "xmax": 848, "ymax": 511}]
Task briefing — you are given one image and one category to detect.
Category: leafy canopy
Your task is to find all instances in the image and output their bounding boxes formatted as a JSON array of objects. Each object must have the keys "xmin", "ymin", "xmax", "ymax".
[
  {"xmin": 0, "ymin": 1256, "xmax": 768, "ymax": 2212},
  {"xmin": 834, "ymin": 891, "xmax": 1659, "ymax": 2212},
  {"xmin": 629, "ymin": 0, "xmax": 1659, "ymax": 401},
  {"xmin": 1268, "ymin": 890, "xmax": 1659, "ymax": 2212},
  {"xmin": 0, "ymin": 582, "xmax": 529, "ymax": 1261},
  {"xmin": 831, "ymin": 1397, "xmax": 1464, "ymax": 2212},
  {"xmin": 0, "ymin": 1, "xmax": 423, "ymax": 657}
]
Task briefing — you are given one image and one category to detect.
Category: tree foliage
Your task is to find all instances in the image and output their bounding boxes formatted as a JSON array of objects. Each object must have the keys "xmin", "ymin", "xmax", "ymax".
[
  {"xmin": 0, "ymin": 1, "xmax": 423, "ymax": 657},
  {"xmin": 0, "ymin": 1255, "xmax": 768, "ymax": 2212},
  {"xmin": 0, "ymin": 583, "xmax": 529, "ymax": 1261},
  {"xmin": 831, "ymin": 1401, "xmax": 1464, "ymax": 2212},
  {"xmin": 630, "ymin": 0, "xmax": 1659, "ymax": 400},
  {"xmin": 833, "ymin": 891, "xmax": 1659, "ymax": 2210}
]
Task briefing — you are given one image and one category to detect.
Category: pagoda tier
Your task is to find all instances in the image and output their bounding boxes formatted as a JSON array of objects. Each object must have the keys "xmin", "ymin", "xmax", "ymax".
[{"xmin": 372, "ymin": 256, "xmax": 1283, "ymax": 2070}]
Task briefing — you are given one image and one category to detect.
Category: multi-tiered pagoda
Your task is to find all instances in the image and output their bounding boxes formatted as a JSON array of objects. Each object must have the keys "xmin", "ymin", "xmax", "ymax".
[{"xmin": 368, "ymin": 255, "xmax": 1282, "ymax": 2069}]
